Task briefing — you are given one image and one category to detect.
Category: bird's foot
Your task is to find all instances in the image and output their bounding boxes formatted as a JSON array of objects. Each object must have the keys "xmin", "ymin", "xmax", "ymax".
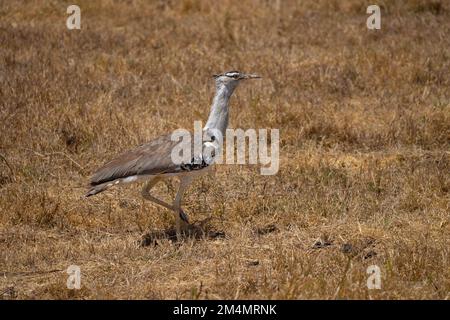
[
  {"xmin": 179, "ymin": 216, "xmax": 225, "ymax": 240},
  {"xmin": 179, "ymin": 209, "xmax": 189, "ymax": 224},
  {"xmin": 139, "ymin": 214, "xmax": 224, "ymax": 246}
]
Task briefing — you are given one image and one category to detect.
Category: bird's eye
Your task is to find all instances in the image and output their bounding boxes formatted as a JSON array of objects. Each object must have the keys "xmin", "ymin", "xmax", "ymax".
[{"xmin": 226, "ymin": 72, "xmax": 240, "ymax": 79}]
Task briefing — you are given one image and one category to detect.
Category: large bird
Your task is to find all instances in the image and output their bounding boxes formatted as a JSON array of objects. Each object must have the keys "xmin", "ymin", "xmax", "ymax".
[{"xmin": 86, "ymin": 71, "xmax": 261, "ymax": 239}]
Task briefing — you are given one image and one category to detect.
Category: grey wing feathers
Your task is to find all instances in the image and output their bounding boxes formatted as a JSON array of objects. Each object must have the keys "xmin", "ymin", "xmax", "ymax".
[{"xmin": 89, "ymin": 134, "xmax": 180, "ymax": 186}]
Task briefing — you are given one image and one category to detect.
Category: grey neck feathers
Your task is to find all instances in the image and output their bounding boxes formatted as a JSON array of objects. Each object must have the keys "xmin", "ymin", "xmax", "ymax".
[{"xmin": 204, "ymin": 82, "xmax": 237, "ymax": 135}]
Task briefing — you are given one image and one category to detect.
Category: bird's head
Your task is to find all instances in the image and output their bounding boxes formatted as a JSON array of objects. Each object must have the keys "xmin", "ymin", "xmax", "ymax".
[{"xmin": 213, "ymin": 71, "xmax": 261, "ymax": 89}]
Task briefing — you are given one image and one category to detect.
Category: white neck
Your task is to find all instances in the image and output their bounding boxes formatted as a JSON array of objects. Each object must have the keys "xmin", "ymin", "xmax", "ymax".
[{"xmin": 204, "ymin": 83, "xmax": 237, "ymax": 135}]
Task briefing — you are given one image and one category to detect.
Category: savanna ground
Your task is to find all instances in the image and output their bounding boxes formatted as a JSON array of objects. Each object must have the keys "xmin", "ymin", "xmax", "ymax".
[{"xmin": 0, "ymin": 0, "xmax": 449, "ymax": 299}]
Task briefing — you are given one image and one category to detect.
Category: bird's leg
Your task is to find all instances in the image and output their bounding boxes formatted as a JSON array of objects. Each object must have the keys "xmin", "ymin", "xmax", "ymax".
[
  {"xmin": 173, "ymin": 176, "xmax": 193, "ymax": 240},
  {"xmin": 141, "ymin": 177, "xmax": 176, "ymax": 211},
  {"xmin": 142, "ymin": 176, "xmax": 192, "ymax": 241}
]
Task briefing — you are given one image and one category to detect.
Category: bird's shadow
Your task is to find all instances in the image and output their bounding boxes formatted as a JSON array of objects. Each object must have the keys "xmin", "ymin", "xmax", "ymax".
[{"xmin": 139, "ymin": 217, "xmax": 225, "ymax": 246}]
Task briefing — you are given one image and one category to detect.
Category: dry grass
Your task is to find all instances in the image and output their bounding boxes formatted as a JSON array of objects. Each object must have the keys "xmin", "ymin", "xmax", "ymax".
[{"xmin": 0, "ymin": 0, "xmax": 449, "ymax": 299}]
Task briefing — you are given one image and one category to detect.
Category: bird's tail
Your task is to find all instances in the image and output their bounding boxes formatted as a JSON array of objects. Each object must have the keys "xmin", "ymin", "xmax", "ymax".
[{"xmin": 85, "ymin": 181, "xmax": 112, "ymax": 197}]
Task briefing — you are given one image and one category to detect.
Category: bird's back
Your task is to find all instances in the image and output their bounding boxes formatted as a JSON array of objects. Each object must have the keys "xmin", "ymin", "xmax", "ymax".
[{"xmin": 89, "ymin": 134, "xmax": 180, "ymax": 187}]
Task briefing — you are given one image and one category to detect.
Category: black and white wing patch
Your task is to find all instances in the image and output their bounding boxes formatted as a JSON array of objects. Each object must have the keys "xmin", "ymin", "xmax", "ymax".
[{"xmin": 180, "ymin": 140, "xmax": 219, "ymax": 172}]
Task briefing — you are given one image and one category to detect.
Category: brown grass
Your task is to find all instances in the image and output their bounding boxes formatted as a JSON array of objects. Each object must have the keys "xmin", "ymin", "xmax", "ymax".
[{"xmin": 0, "ymin": 0, "xmax": 449, "ymax": 299}]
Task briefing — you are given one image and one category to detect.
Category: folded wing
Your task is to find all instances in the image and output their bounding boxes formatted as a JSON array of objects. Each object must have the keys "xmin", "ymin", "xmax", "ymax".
[{"xmin": 89, "ymin": 134, "xmax": 181, "ymax": 186}]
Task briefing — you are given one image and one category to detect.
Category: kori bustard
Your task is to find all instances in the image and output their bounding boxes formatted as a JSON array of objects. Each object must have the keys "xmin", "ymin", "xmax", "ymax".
[{"xmin": 86, "ymin": 71, "xmax": 261, "ymax": 239}]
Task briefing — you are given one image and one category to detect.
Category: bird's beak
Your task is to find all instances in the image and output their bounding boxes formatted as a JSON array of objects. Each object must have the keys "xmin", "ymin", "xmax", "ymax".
[{"xmin": 241, "ymin": 74, "xmax": 262, "ymax": 80}]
